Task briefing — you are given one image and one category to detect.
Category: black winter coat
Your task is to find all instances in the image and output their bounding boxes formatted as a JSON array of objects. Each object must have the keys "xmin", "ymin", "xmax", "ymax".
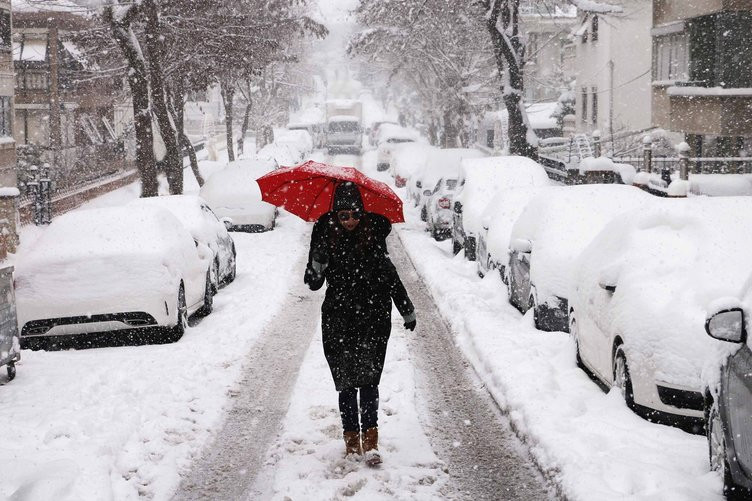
[{"xmin": 304, "ymin": 211, "xmax": 414, "ymax": 391}]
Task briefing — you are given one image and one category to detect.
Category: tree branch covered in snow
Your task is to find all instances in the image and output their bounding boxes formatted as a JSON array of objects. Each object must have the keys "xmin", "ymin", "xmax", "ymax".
[{"xmin": 566, "ymin": 0, "xmax": 623, "ymax": 14}]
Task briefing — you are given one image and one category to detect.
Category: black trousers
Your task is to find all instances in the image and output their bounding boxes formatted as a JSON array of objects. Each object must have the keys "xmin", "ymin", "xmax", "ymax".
[{"xmin": 339, "ymin": 385, "xmax": 379, "ymax": 433}]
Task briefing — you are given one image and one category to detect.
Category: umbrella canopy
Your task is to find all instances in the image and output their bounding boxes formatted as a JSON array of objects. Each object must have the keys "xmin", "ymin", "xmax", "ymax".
[{"xmin": 256, "ymin": 160, "xmax": 405, "ymax": 223}]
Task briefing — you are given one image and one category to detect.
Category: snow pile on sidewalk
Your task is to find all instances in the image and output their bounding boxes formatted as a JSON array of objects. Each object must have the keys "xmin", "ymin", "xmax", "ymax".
[
  {"xmin": 397, "ymin": 225, "xmax": 723, "ymax": 501},
  {"xmin": 0, "ymin": 214, "xmax": 310, "ymax": 501},
  {"xmin": 252, "ymin": 322, "xmax": 450, "ymax": 500}
]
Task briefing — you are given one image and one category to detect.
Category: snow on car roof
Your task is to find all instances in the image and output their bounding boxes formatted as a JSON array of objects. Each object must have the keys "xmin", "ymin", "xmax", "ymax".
[
  {"xmin": 484, "ymin": 185, "xmax": 552, "ymax": 266},
  {"xmin": 391, "ymin": 143, "xmax": 436, "ymax": 178},
  {"xmin": 19, "ymin": 205, "xmax": 193, "ymax": 266},
  {"xmin": 377, "ymin": 124, "xmax": 420, "ymax": 142},
  {"xmin": 573, "ymin": 196, "xmax": 752, "ymax": 389},
  {"xmin": 456, "ymin": 156, "xmax": 551, "ymax": 236},
  {"xmin": 130, "ymin": 195, "xmax": 224, "ymax": 246},
  {"xmin": 200, "ymin": 162, "xmax": 276, "ymax": 210},
  {"xmin": 416, "ymin": 148, "xmax": 485, "ymax": 186},
  {"xmin": 511, "ymin": 184, "xmax": 653, "ymax": 301}
]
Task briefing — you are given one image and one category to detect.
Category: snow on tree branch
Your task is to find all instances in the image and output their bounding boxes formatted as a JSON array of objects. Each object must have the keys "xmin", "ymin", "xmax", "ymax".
[{"xmin": 567, "ymin": 0, "xmax": 623, "ymax": 14}]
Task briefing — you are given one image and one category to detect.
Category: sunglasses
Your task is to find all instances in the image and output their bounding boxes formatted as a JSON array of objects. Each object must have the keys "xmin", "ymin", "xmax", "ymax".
[{"xmin": 338, "ymin": 210, "xmax": 363, "ymax": 222}]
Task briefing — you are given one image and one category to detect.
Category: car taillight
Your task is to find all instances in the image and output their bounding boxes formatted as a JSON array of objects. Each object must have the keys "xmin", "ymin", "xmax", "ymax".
[{"xmin": 438, "ymin": 197, "xmax": 450, "ymax": 209}]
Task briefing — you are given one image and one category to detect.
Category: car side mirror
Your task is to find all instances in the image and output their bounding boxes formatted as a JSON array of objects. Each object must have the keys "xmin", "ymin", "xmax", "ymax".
[
  {"xmin": 706, "ymin": 308, "xmax": 746, "ymax": 344},
  {"xmin": 423, "ymin": 189, "xmax": 432, "ymax": 197},
  {"xmin": 221, "ymin": 217, "xmax": 234, "ymax": 231},
  {"xmin": 510, "ymin": 238, "xmax": 532, "ymax": 253},
  {"xmin": 599, "ymin": 282, "xmax": 616, "ymax": 293}
]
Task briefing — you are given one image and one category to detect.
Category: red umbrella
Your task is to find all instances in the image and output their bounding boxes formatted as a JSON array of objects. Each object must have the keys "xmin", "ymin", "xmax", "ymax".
[{"xmin": 256, "ymin": 160, "xmax": 404, "ymax": 223}]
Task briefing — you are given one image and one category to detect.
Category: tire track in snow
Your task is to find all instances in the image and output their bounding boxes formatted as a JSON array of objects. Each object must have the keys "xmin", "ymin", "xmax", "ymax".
[
  {"xmin": 390, "ymin": 233, "xmax": 557, "ymax": 500},
  {"xmin": 173, "ymin": 251, "xmax": 321, "ymax": 500}
]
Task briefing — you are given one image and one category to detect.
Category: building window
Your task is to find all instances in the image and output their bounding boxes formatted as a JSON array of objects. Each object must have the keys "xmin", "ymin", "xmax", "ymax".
[
  {"xmin": 0, "ymin": 10, "xmax": 9, "ymax": 49},
  {"xmin": 0, "ymin": 97, "xmax": 12, "ymax": 137},
  {"xmin": 654, "ymin": 32, "xmax": 689, "ymax": 82},
  {"xmin": 591, "ymin": 87, "xmax": 598, "ymax": 125},
  {"xmin": 581, "ymin": 87, "xmax": 588, "ymax": 123},
  {"xmin": 688, "ymin": 11, "xmax": 752, "ymax": 88},
  {"xmin": 591, "ymin": 16, "xmax": 599, "ymax": 42}
]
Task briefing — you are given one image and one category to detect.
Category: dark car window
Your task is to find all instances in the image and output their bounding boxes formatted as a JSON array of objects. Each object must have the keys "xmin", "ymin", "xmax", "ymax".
[
  {"xmin": 445, "ymin": 179, "xmax": 458, "ymax": 190},
  {"xmin": 329, "ymin": 121, "xmax": 359, "ymax": 133},
  {"xmin": 387, "ymin": 138, "xmax": 414, "ymax": 144},
  {"xmin": 433, "ymin": 180, "xmax": 442, "ymax": 193}
]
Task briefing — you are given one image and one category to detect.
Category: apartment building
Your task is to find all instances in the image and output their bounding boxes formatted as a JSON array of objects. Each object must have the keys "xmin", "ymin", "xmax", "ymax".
[
  {"xmin": 652, "ymin": 0, "xmax": 752, "ymax": 157},
  {"xmin": 573, "ymin": 0, "xmax": 653, "ymax": 136}
]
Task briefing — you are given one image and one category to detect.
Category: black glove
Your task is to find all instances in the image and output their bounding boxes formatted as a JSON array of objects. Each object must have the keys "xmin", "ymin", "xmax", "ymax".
[
  {"xmin": 311, "ymin": 250, "xmax": 329, "ymax": 273},
  {"xmin": 403, "ymin": 311, "xmax": 416, "ymax": 331}
]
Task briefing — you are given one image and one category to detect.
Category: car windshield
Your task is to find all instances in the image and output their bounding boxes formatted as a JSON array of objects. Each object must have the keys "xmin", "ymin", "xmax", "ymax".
[{"xmin": 329, "ymin": 121, "xmax": 359, "ymax": 133}]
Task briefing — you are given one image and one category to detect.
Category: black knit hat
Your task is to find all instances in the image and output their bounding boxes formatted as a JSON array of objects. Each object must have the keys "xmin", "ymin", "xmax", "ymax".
[{"xmin": 333, "ymin": 182, "xmax": 364, "ymax": 211}]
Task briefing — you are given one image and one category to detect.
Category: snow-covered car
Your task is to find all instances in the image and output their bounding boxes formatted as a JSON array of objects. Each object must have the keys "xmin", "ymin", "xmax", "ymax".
[
  {"xmin": 451, "ymin": 156, "xmax": 549, "ymax": 261},
  {"xmin": 424, "ymin": 176, "xmax": 459, "ymax": 240},
  {"xmin": 375, "ymin": 125, "xmax": 420, "ymax": 171},
  {"xmin": 130, "ymin": 195, "xmax": 237, "ymax": 292},
  {"xmin": 256, "ymin": 142, "xmax": 298, "ymax": 167},
  {"xmin": 508, "ymin": 184, "xmax": 652, "ymax": 332},
  {"xmin": 570, "ymin": 197, "xmax": 752, "ymax": 432},
  {"xmin": 390, "ymin": 142, "xmax": 435, "ymax": 188},
  {"xmin": 275, "ymin": 128, "xmax": 314, "ymax": 160},
  {"xmin": 368, "ymin": 120, "xmax": 398, "ymax": 146},
  {"xmin": 410, "ymin": 148, "xmax": 484, "ymax": 213},
  {"xmin": 199, "ymin": 159, "xmax": 277, "ymax": 232},
  {"xmin": 476, "ymin": 185, "xmax": 549, "ymax": 280},
  {"xmin": 704, "ymin": 289, "xmax": 752, "ymax": 498},
  {"xmin": 15, "ymin": 206, "xmax": 213, "ymax": 346},
  {"xmin": 288, "ymin": 122, "xmax": 325, "ymax": 149}
]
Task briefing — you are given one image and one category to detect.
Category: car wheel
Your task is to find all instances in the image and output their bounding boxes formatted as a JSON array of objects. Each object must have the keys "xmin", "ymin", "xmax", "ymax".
[
  {"xmin": 211, "ymin": 259, "xmax": 220, "ymax": 293},
  {"xmin": 197, "ymin": 272, "xmax": 214, "ymax": 317},
  {"xmin": 569, "ymin": 313, "xmax": 585, "ymax": 369},
  {"xmin": 165, "ymin": 284, "xmax": 188, "ymax": 342},
  {"xmin": 420, "ymin": 205, "xmax": 427, "ymax": 222},
  {"xmin": 613, "ymin": 346, "xmax": 635, "ymax": 409},
  {"xmin": 225, "ymin": 245, "xmax": 237, "ymax": 284},
  {"xmin": 707, "ymin": 401, "xmax": 747, "ymax": 499},
  {"xmin": 6, "ymin": 361, "xmax": 15, "ymax": 381}
]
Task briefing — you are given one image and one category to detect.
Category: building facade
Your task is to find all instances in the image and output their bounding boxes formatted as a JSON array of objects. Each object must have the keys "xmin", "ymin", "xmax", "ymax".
[
  {"xmin": 522, "ymin": 6, "xmax": 578, "ymax": 103},
  {"xmin": 0, "ymin": 0, "xmax": 16, "ymax": 259},
  {"xmin": 652, "ymin": 0, "xmax": 752, "ymax": 157},
  {"xmin": 13, "ymin": 2, "xmax": 131, "ymax": 193},
  {"xmin": 573, "ymin": 0, "xmax": 653, "ymax": 137}
]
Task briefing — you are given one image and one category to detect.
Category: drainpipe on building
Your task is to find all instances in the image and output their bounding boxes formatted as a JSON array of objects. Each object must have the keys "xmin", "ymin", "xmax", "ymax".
[{"xmin": 608, "ymin": 60, "xmax": 615, "ymax": 150}]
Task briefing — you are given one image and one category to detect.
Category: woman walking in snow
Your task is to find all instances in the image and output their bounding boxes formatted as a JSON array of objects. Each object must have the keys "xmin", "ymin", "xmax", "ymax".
[{"xmin": 304, "ymin": 182, "xmax": 416, "ymax": 466}]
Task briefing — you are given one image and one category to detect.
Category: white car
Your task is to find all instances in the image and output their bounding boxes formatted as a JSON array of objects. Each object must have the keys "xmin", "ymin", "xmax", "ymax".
[
  {"xmin": 451, "ymin": 156, "xmax": 549, "ymax": 261},
  {"xmin": 476, "ymin": 185, "xmax": 548, "ymax": 280},
  {"xmin": 570, "ymin": 197, "xmax": 752, "ymax": 429},
  {"xmin": 200, "ymin": 159, "xmax": 277, "ymax": 232},
  {"xmin": 375, "ymin": 125, "xmax": 420, "ymax": 171},
  {"xmin": 507, "ymin": 184, "xmax": 652, "ymax": 332},
  {"xmin": 256, "ymin": 142, "xmax": 298, "ymax": 167},
  {"xmin": 390, "ymin": 143, "xmax": 435, "ymax": 188},
  {"xmin": 15, "ymin": 206, "xmax": 212, "ymax": 345},
  {"xmin": 410, "ymin": 148, "xmax": 484, "ymax": 213},
  {"xmin": 424, "ymin": 176, "xmax": 460, "ymax": 240},
  {"xmin": 275, "ymin": 128, "xmax": 314, "ymax": 160},
  {"xmin": 130, "ymin": 195, "xmax": 237, "ymax": 292},
  {"xmin": 288, "ymin": 122, "xmax": 325, "ymax": 149}
]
